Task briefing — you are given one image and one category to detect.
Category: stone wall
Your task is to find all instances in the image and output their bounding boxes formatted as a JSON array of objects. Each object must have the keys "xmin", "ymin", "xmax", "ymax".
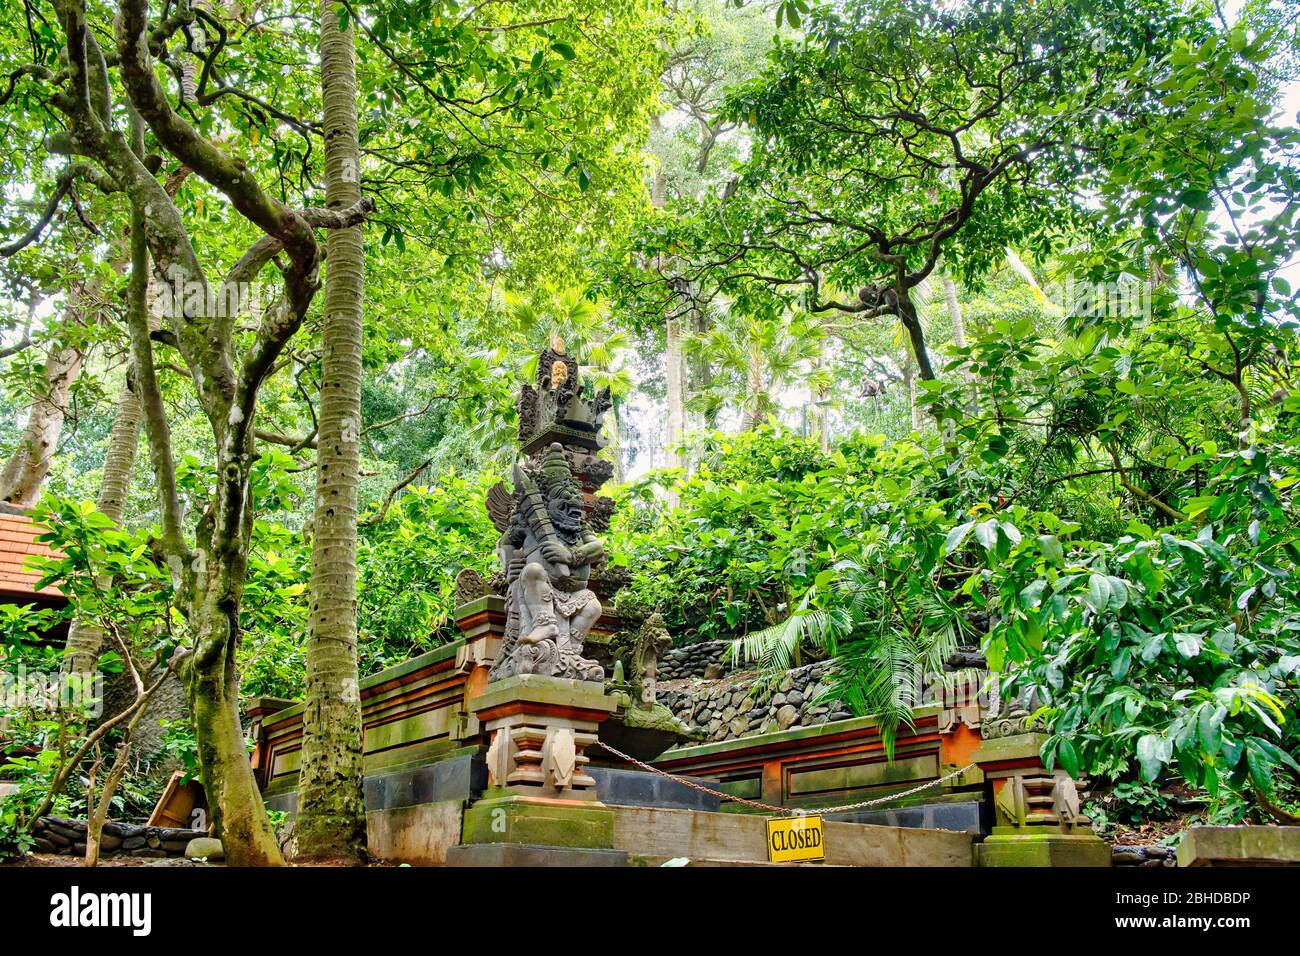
[
  {"xmin": 29, "ymin": 815, "xmax": 207, "ymax": 859},
  {"xmin": 612, "ymin": 805, "xmax": 975, "ymax": 866},
  {"xmin": 256, "ymin": 642, "xmax": 467, "ymax": 798},
  {"xmin": 658, "ymin": 659, "xmax": 852, "ymax": 743},
  {"xmin": 656, "ymin": 641, "xmax": 733, "ymax": 681},
  {"xmin": 101, "ymin": 668, "xmax": 187, "ymax": 770}
]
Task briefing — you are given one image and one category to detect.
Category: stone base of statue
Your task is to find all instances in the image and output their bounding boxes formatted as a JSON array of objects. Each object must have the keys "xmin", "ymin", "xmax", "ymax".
[
  {"xmin": 974, "ymin": 732, "xmax": 1111, "ymax": 867},
  {"xmin": 474, "ymin": 674, "xmax": 614, "ymax": 799},
  {"xmin": 448, "ymin": 674, "xmax": 629, "ymax": 866}
]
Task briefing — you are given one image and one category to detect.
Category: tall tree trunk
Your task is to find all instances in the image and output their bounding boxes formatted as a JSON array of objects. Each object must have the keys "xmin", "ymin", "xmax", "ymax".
[
  {"xmin": 119, "ymin": 107, "xmax": 284, "ymax": 866},
  {"xmin": 901, "ymin": 352, "xmax": 923, "ymax": 433},
  {"xmin": 294, "ymin": 0, "xmax": 367, "ymax": 863},
  {"xmin": 940, "ymin": 270, "xmax": 982, "ymax": 422},
  {"xmin": 665, "ymin": 315, "xmax": 685, "ymax": 465},
  {"xmin": 0, "ymin": 295, "xmax": 86, "ymax": 507},
  {"xmin": 942, "ymin": 272, "xmax": 967, "ymax": 349},
  {"xmin": 895, "ymin": 287, "xmax": 935, "ymax": 383},
  {"xmin": 63, "ymin": 381, "xmax": 143, "ymax": 673},
  {"xmin": 744, "ymin": 345, "xmax": 764, "ymax": 431},
  {"xmin": 810, "ymin": 352, "xmax": 830, "ymax": 451},
  {"xmin": 607, "ymin": 402, "xmax": 625, "ymax": 483},
  {"xmin": 651, "ymin": 137, "xmax": 686, "ymax": 472},
  {"xmin": 689, "ymin": 306, "xmax": 715, "ymax": 428},
  {"xmin": 187, "ymin": 637, "xmax": 282, "ymax": 865}
]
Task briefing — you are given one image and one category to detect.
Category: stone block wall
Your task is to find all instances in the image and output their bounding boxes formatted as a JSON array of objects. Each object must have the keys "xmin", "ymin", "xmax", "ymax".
[
  {"xmin": 29, "ymin": 815, "xmax": 207, "ymax": 859},
  {"xmin": 655, "ymin": 641, "xmax": 733, "ymax": 681},
  {"xmin": 658, "ymin": 659, "xmax": 852, "ymax": 743}
]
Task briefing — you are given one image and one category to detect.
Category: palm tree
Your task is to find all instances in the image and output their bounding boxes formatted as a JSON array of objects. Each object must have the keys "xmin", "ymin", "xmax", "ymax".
[
  {"xmin": 295, "ymin": 0, "xmax": 368, "ymax": 864},
  {"xmin": 732, "ymin": 555, "xmax": 964, "ymax": 756},
  {"xmin": 685, "ymin": 306, "xmax": 827, "ymax": 430}
]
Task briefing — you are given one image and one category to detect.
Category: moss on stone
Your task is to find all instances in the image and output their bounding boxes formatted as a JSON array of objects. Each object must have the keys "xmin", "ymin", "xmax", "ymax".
[
  {"xmin": 461, "ymin": 794, "xmax": 617, "ymax": 849},
  {"xmin": 977, "ymin": 830, "xmax": 1112, "ymax": 867}
]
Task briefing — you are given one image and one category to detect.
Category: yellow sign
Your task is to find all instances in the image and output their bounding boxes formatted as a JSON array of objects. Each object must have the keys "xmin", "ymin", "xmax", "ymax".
[{"xmin": 766, "ymin": 815, "xmax": 825, "ymax": 863}]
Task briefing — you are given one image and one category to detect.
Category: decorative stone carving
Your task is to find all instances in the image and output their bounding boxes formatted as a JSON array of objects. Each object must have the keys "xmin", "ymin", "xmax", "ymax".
[
  {"xmin": 974, "ymin": 730, "xmax": 1111, "ymax": 865},
  {"xmin": 994, "ymin": 770, "xmax": 1092, "ymax": 831},
  {"xmin": 488, "ymin": 445, "xmax": 605, "ymax": 682},
  {"xmin": 515, "ymin": 347, "xmax": 611, "ymax": 454},
  {"xmin": 543, "ymin": 727, "xmax": 578, "ymax": 789},
  {"xmin": 487, "ymin": 347, "xmax": 619, "ymax": 684},
  {"xmin": 606, "ymin": 612, "xmax": 672, "ymax": 705},
  {"xmin": 454, "ymin": 568, "xmax": 488, "ymax": 607},
  {"xmin": 586, "ymin": 495, "xmax": 616, "ymax": 533},
  {"xmin": 485, "ymin": 719, "xmax": 517, "ymax": 787},
  {"xmin": 486, "ymin": 569, "xmax": 509, "ymax": 595},
  {"xmin": 472, "ymin": 675, "xmax": 612, "ymax": 798},
  {"xmin": 980, "ymin": 672, "xmax": 1045, "ymax": 739},
  {"xmin": 484, "ymin": 722, "xmax": 599, "ymax": 793}
]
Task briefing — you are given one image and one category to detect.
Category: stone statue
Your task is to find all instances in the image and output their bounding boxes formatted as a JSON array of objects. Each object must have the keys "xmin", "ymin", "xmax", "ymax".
[
  {"xmin": 485, "ymin": 347, "xmax": 617, "ymax": 684},
  {"xmin": 489, "ymin": 443, "xmax": 605, "ymax": 682},
  {"xmin": 604, "ymin": 610, "xmax": 672, "ymax": 705},
  {"xmin": 462, "ymin": 346, "xmax": 693, "ymax": 765}
]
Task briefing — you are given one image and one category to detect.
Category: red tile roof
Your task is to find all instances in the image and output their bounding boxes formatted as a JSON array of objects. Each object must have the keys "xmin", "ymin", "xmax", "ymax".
[{"xmin": 0, "ymin": 511, "xmax": 63, "ymax": 598}]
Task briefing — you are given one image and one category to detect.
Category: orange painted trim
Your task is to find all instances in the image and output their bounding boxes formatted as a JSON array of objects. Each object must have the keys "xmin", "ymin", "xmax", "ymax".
[
  {"xmin": 656, "ymin": 741, "xmax": 940, "ymax": 782},
  {"xmin": 475, "ymin": 700, "xmax": 611, "ymax": 723},
  {"xmin": 939, "ymin": 723, "xmax": 982, "ymax": 770},
  {"xmin": 364, "ymin": 674, "xmax": 466, "ymax": 718},
  {"xmin": 455, "ymin": 609, "xmax": 505, "ymax": 632},
  {"xmin": 655, "ymin": 721, "xmax": 942, "ymax": 774},
  {"xmin": 363, "ymin": 657, "xmax": 457, "ymax": 698},
  {"xmin": 363, "ymin": 696, "xmax": 461, "ymax": 734},
  {"xmin": 262, "ymin": 667, "xmax": 464, "ymax": 736},
  {"xmin": 976, "ymin": 756, "xmax": 1048, "ymax": 774},
  {"xmin": 465, "ymin": 665, "xmax": 490, "ymax": 702}
]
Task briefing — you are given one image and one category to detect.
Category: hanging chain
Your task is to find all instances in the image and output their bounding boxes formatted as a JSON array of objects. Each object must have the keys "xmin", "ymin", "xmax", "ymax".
[{"xmin": 590, "ymin": 739, "xmax": 975, "ymax": 817}]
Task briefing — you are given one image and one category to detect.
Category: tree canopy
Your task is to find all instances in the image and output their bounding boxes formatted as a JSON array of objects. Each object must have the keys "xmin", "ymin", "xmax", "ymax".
[{"xmin": 0, "ymin": 0, "xmax": 1298, "ymax": 863}]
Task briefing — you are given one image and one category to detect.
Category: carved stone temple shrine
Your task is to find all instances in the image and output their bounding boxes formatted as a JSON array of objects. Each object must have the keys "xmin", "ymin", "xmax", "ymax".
[{"xmin": 251, "ymin": 348, "xmax": 1110, "ymax": 866}]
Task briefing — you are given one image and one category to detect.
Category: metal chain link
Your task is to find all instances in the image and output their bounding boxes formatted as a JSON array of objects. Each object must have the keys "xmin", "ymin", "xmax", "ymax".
[{"xmin": 590, "ymin": 739, "xmax": 975, "ymax": 817}]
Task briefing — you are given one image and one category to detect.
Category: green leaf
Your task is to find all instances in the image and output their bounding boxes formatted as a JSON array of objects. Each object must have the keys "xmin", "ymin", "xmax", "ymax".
[
  {"xmin": 943, "ymin": 521, "xmax": 975, "ymax": 556},
  {"xmin": 1136, "ymin": 734, "xmax": 1169, "ymax": 782},
  {"xmin": 1106, "ymin": 576, "xmax": 1129, "ymax": 610},
  {"xmin": 1197, "ymin": 704, "xmax": 1225, "ymax": 755},
  {"xmin": 1173, "ymin": 633, "xmax": 1201, "ymax": 659},
  {"xmin": 1086, "ymin": 573, "xmax": 1112, "ymax": 613},
  {"xmin": 1056, "ymin": 737, "xmax": 1080, "ymax": 777},
  {"xmin": 1019, "ymin": 579, "xmax": 1048, "ymax": 608},
  {"xmin": 1111, "ymin": 647, "xmax": 1132, "ymax": 680},
  {"xmin": 1038, "ymin": 535, "xmax": 1064, "ymax": 567}
]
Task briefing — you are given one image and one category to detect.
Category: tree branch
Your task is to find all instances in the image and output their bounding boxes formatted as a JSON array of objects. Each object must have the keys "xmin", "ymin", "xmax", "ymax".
[{"xmin": 0, "ymin": 163, "xmax": 117, "ymax": 257}]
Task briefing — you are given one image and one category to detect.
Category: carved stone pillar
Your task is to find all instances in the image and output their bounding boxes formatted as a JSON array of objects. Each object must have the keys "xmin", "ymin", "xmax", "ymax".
[
  {"xmin": 475, "ymin": 675, "xmax": 613, "ymax": 799},
  {"xmin": 453, "ymin": 592, "xmax": 507, "ymax": 710},
  {"xmin": 975, "ymin": 731, "xmax": 1111, "ymax": 867},
  {"xmin": 448, "ymin": 675, "xmax": 628, "ymax": 865}
]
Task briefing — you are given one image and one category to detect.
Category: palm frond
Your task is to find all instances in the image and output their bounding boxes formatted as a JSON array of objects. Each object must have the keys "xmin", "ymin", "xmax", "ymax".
[{"xmin": 729, "ymin": 596, "xmax": 841, "ymax": 678}]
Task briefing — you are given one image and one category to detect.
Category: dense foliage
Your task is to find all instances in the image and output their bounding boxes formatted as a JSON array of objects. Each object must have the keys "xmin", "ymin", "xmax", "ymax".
[{"xmin": 1, "ymin": 0, "xmax": 1298, "ymax": 861}]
